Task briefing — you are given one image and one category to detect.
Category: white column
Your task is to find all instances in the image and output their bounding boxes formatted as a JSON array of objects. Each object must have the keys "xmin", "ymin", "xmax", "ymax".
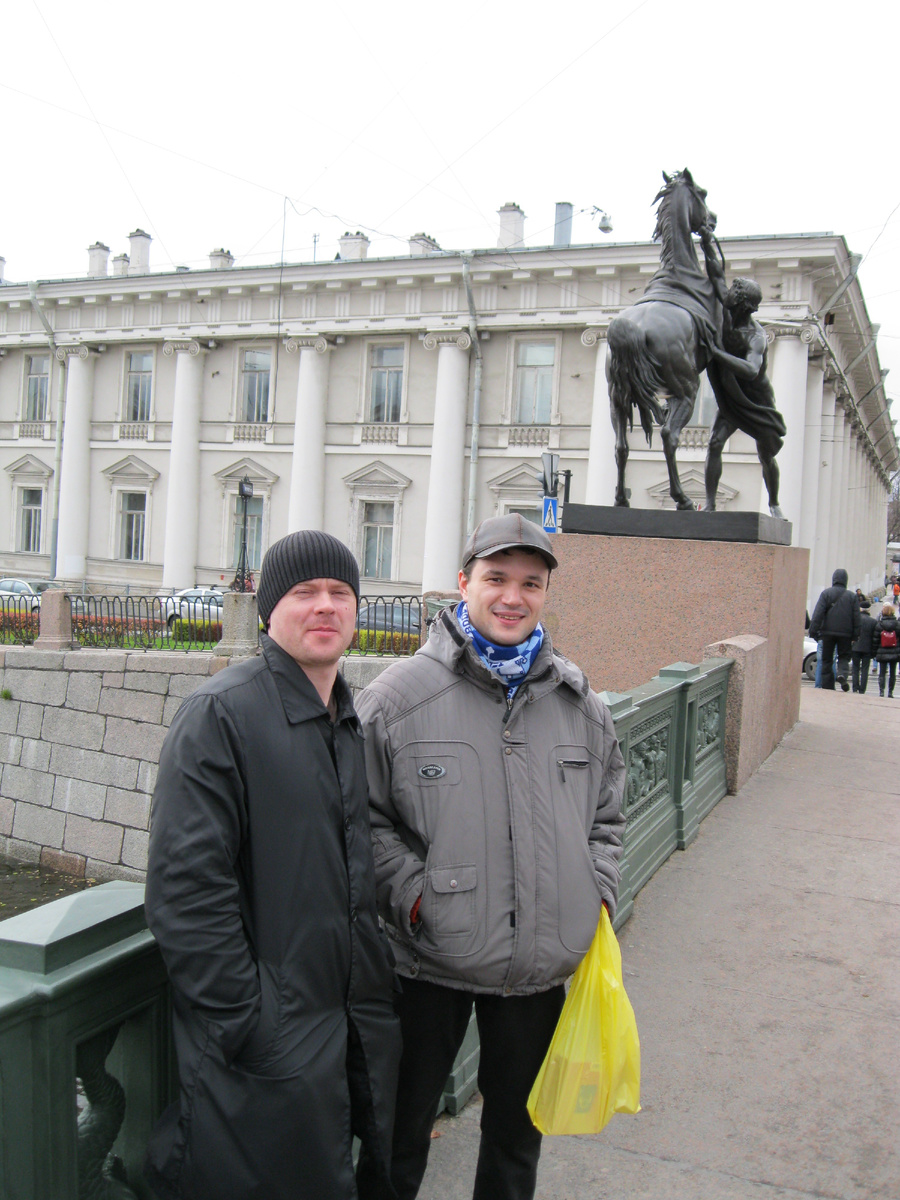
[
  {"xmin": 810, "ymin": 383, "xmax": 837, "ymax": 606},
  {"xmin": 831, "ymin": 404, "xmax": 851, "ymax": 571},
  {"xmin": 798, "ymin": 360, "xmax": 824, "ymax": 552},
  {"xmin": 162, "ymin": 340, "xmax": 205, "ymax": 589},
  {"xmin": 582, "ymin": 328, "xmax": 615, "ymax": 506},
  {"xmin": 55, "ymin": 346, "xmax": 97, "ymax": 580},
  {"xmin": 421, "ymin": 332, "xmax": 471, "ymax": 592},
  {"xmin": 768, "ymin": 328, "xmax": 811, "ymax": 541},
  {"xmin": 285, "ymin": 336, "xmax": 332, "ymax": 532}
]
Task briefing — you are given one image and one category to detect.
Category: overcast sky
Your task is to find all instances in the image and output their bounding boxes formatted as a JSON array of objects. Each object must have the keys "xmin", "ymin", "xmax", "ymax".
[{"xmin": 4, "ymin": 0, "xmax": 898, "ymax": 400}]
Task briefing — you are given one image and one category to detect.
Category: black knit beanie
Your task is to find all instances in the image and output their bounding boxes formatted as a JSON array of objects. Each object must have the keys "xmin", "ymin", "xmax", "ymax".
[{"xmin": 257, "ymin": 531, "xmax": 360, "ymax": 626}]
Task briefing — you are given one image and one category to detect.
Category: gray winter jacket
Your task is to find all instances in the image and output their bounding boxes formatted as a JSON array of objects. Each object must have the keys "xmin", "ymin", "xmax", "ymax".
[{"xmin": 356, "ymin": 609, "xmax": 626, "ymax": 995}]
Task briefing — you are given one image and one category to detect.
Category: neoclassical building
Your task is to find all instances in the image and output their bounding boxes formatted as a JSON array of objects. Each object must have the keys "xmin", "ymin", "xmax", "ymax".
[{"xmin": 0, "ymin": 212, "xmax": 895, "ymax": 610}]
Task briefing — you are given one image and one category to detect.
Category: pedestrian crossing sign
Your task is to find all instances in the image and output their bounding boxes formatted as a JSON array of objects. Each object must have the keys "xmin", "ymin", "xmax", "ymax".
[{"xmin": 542, "ymin": 496, "xmax": 558, "ymax": 533}]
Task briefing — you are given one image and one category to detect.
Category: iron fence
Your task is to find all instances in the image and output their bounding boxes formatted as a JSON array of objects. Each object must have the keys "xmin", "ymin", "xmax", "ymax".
[
  {"xmin": 349, "ymin": 595, "xmax": 422, "ymax": 656},
  {"xmin": 69, "ymin": 595, "xmax": 223, "ymax": 652},
  {"xmin": 0, "ymin": 596, "xmax": 41, "ymax": 646}
]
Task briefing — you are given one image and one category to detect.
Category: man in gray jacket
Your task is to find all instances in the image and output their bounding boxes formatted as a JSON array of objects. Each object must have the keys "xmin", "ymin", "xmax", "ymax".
[{"xmin": 355, "ymin": 514, "xmax": 626, "ymax": 1200}]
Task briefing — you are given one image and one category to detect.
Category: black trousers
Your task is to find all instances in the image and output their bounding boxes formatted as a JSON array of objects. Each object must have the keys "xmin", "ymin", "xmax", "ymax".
[
  {"xmin": 820, "ymin": 634, "xmax": 851, "ymax": 689},
  {"xmin": 878, "ymin": 660, "xmax": 897, "ymax": 695},
  {"xmin": 360, "ymin": 977, "xmax": 565, "ymax": 1200},
  {"xmin": 851, "ymin": 652, "xmax": 872, "ymax": 693}
]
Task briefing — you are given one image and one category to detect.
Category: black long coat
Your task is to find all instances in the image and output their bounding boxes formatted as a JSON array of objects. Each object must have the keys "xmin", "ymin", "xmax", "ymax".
[
  {"xmin": 144, "ymin": 636, "xmax": 400, "ymax": 1200},
  {"xmin": 873, "ymin": 615, "xmax": 900, "ymax": 663}
]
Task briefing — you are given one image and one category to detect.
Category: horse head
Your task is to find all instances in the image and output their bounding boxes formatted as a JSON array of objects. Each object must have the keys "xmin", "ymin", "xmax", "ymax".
[{"xmin": 653, "ymin": 169, "xmax": 714, "ymax": 242}]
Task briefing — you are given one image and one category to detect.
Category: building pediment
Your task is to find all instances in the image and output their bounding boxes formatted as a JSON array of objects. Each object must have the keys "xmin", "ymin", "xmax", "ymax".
[
  {"xmin": 486, "ymin": 464, "xmax": 543, "ymax": 495},
  {"xmin": 102, "ymin": 455, "xmax": 160, "ymax": 485},
  {"xmin": 5, "ymin": 454, "xmax": 53, "ymax": 481},
  {"xmin": 214, "ymin": 457, "xmax": 279, "ymax": 487},
  {"xmin": 343, "ymin": 460, "xmax": 412, "ymax": 492},
  {"xmin": 646, "ymin": 469, "xmax": 738, "ymax": 510}
]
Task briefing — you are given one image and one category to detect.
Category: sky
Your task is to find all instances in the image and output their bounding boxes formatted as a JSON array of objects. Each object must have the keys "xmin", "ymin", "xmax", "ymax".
[{"xmin": 3, "ymin": 0, "xmax": 899, "ymax": 409}]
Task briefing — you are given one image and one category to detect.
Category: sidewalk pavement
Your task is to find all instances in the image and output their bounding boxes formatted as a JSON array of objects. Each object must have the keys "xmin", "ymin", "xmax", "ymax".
[{"xmin": 419, "ymin": 685, "xmax": 900, "ymax": 1199}]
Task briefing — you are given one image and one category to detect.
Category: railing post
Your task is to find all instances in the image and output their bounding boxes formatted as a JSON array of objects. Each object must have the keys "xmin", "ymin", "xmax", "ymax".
[
  {"xmin": 34, "ymin": 588, "xmax": 76, "ymax": 651},
  {"xmin": 214, "ymin": 591, "xmax": 259, "ymax": 658}
]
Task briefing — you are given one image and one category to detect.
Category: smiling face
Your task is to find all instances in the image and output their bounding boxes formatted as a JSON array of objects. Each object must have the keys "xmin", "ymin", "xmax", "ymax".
[
  {"xmin": 458, "ymin": 549, "xmax": 551, "ymax": 646},
  {"xmin": 266, "ymin": 577, "xmax": 358, "ymax": 672}
]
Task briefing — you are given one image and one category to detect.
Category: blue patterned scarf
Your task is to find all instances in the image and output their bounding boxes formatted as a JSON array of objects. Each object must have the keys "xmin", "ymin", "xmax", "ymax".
[{"xmin": 456, "ymin": 602, "xmax": 544, "ymax": 700}]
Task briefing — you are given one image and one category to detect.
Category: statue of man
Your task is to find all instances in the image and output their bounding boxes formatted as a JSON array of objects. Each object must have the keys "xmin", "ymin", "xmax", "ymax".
[{"xmin": 699, "ymin": 224, "xmax": 787, "ymax": 519}]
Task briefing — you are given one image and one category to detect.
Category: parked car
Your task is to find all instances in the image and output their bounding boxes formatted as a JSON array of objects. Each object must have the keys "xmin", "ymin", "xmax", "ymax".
[
  {"xmin": 802, "ymin": 635, "xmax": 817, "ymax": 681},
  {"xmin": 356, "ymin": 599, "xmax": 421, "ymax": 636},
  {"xmin": 0, "ymin": 578, "xmax": 42, "ymax": 612},
  {"xmin": 158, "ymin": 588, "xmax": 224, "ymax": 630}
]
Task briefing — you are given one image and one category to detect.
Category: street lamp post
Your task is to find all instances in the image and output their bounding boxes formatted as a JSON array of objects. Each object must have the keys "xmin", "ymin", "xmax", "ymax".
[{"xmin": 235, "ymin": 476, "xmax": 253, "ymax": 592}]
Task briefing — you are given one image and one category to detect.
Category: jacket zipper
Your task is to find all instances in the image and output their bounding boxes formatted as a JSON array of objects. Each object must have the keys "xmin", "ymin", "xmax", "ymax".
[{"xmin": 557, "ymin": 758, "xmax": 589, "ymax": 782}]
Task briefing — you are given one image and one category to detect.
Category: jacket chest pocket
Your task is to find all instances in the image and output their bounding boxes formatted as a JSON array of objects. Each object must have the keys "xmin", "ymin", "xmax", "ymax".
[{"xmin": 426, "ymin": 865, "xmax": 477, "ymax": 938}]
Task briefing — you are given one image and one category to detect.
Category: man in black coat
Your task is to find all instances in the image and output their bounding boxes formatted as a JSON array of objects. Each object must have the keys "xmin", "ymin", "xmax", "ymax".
[
  {"xmin": 145, "ymin": 531, "xmax": 400, "ymax": 1200},
  {"xmin": 809, "ymin": 567, "xmax": 861, "ymax": 692},
  {"xmin": 851, "ymin": 601, "xmax": 878, "ymax": 693}
]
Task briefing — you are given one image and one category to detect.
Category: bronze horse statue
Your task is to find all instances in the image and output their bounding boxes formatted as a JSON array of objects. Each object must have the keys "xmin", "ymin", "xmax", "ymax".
[{"xmin": 606, "ymin": 170, "xmax": 720, "ymax": 510}]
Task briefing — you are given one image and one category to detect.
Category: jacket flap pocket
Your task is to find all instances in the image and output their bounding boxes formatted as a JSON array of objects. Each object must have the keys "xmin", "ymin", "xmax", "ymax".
[{"xmin": 431, "ymin": 865, "xmax": 477, "ymax": 894}]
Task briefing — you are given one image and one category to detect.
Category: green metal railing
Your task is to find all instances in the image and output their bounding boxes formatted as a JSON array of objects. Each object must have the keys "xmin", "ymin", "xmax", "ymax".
[{"xmin": 0, "ymin": 654, "xmax": 731, "ymax": 1194}]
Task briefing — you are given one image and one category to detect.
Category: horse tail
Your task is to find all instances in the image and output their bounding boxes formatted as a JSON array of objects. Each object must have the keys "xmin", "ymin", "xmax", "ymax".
[{"xmin": 607, "ymin": 318, "xmax": 667, "ymax": 446}]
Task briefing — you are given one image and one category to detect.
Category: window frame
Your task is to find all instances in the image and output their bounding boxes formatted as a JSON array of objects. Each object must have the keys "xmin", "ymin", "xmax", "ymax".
[
  {"xmin": 124, "ymin": 350, "xmax": 154, "ymax": 423},
  {"xmin": 355, "ymin": 337, "xmax": 411, "ymax": 431},
  {"xmin": 236, "ymin": 345, "xmax": 274, "ymax": 425},
  {"xmin": 17, "ymin": 486, "xmax": 44, "ymax": 555},
  {"xmin": 23, "ymin": 354, "xmax": 51, "ymax": 424},
  {"xmin": 503, "ymin": 332, "xmax": 563, "ymax": 428},
  {"xmin": 360, "ymin": 500, "xmax": 396, "ymax": 581},
  {"xmin": 115, "ymin": 489, "xmax": 149, "ymax": 563}
]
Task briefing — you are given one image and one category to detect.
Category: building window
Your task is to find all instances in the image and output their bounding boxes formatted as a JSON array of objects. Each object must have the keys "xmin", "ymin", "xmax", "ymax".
[
  {"xmin": 119, "ymin": 492, "xmax": 146, "ymax": 561},
  {"xmin": 369, "ymin": 345, "xmax": 403, "ymax": 423},
  {"xmin": 515, "ymin": 341, "xmax": 554, "ymax": 424},
  {"xmin": 241, "ymin": 349, "xmax": 271, "ymax": 423},
  {"xmin": 18, "ymin": 488, "xmax": 42, "ymax": 553},
  {"xmin": 25, "ymin": 355, "xmax": 50, "ymax": 422},
  {"xmin": 362, "ymin": 501, "xmax": 394, "ymax": 579},
  {"xmin": 232, "ymin": 495, "xmax": 264, "ymax": 571},
  {"xmin": 125, "ymin": 352, "xmax": 153, "ymax": 421},
  {"xmin": 506, "ymin": 503, "xmax": 543, "ymax": 526}
]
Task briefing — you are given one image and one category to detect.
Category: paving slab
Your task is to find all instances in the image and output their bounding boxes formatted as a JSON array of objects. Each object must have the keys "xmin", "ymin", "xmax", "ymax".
[{"xmin": 417, "ymin": 685, "xmax": 900, "ymax": 1200}]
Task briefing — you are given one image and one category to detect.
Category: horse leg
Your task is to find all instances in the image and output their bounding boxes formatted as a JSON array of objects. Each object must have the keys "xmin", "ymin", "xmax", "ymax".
[
  {"xmin": 613, "ymin": 413, "xmax": 629, "ymax": 506},
  {"xmin": 661, "ymin": 396, "xmax": 695, "ymax": 510}
]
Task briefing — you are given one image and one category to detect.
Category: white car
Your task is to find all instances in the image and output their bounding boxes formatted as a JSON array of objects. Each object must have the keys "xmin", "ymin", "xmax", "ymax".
[
  {"xmin": 802, "ymin": 635, "xmax": 817, "ymax": 681},
  {"xmin": 159, "ymin": 588, "xmax": 224, "ymax": 630},
  {"xmin": 0, "ymin": 577, "xmax": 42, "ymax": 613}
]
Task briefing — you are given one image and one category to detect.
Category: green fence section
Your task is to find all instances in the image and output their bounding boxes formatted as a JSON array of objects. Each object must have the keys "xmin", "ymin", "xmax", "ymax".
[{"xmin": 0, "ymin": 655, "xmax": 731, "ymax": 1196}]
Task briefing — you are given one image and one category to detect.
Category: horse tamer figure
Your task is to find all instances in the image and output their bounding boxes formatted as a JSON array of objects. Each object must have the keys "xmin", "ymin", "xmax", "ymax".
[{"xmin": 606, "ymin": 169, "xmax": 786, "ymax": 515}]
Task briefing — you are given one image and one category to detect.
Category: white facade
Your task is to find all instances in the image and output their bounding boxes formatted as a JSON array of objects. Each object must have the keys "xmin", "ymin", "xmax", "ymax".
[{"xmin": 0, "ymin": 221, "xmax": 895, "ymax": 610}]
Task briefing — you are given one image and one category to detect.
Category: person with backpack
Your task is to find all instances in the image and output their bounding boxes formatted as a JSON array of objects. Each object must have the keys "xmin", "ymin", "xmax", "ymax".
[
  {"xmin": 808, "ymin": 568, "xmax": 861, "ymax": 692},
  {"xmin": 873, "ymin": 603, "xmax": 900, "ymax": 698}
]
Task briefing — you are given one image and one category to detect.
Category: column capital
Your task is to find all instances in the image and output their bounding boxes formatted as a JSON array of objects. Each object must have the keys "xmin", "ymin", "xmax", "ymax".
[
  {"xmin": 581, "ymin": 325, "xmax": 609, "ymax": 348},
  {"xmin": 764, "ymin": 322, "xmax": 817, "ymax": 346},
  {"xmin": 422, "ymin": 330, "xmax": 471, "ymax": 351},
  {"xmin": 163, "ymin": 338, "xmax": 205, "ymax": 357},
  {"xmin": 55, "ymin": 343, "xmax": 100, "ymax": 362},
  {"xmin": 284, "ymin": 335, "xmax": 334, "ymax": 354}
]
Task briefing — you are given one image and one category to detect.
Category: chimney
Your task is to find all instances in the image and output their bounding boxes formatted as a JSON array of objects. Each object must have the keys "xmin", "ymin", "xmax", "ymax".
[
  {"xmin": 497, "ymin": 203, "xmax": 525, "ymax": 249},
  {"xmin": 338, "ymin": 231, "xmax": 370, "ymax": 261},
  {"xmin": 112, "ymin": 253, "xmax": 130, "ymax": 276},
  {"xmin": 87, "ymin": 241, "xmax": 110, "ymax": 277},
  {"xmin": 127, "ymin": 228, "xmax": 152, "ymax": 274},
  {"xmin": 408, "ymin": 232, "xmax": 441, "ymax": 256},
  {"xmin": 209, "ymin": 248, "xmax": 234, "ymax": 271},
  {"xmin": 553, "ymin": 203, "xmax": 573, "ymax": 249},
  {"xmin": 0, "ymin": 257, "xmax": 5, "ymax": 284}
]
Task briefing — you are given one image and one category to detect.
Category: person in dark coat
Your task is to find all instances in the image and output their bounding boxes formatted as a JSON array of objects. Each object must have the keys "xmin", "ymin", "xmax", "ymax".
[
  {"xmin": 851, "ymin": 601, "xmax": 878, "ymax": 693},
  {"xmin": 872, "ymin": 603, "xmax": 900, "ymax": 698},
  {"xmin": 144, "ymin": 531, "xmax": 401, "ymax": 1200},
  {"xmin": 808, "ymin": 568, "xmax": 861, "ymax": 692}
]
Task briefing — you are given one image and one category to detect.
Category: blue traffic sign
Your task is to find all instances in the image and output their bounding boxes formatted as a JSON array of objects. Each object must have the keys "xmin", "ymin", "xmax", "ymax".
[{"xmin": 542, "ymin": 496, "xmax": 558, "ymax": 533}]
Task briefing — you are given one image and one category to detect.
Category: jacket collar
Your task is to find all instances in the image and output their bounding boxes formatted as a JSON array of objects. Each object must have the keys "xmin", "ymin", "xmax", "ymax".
[
  {"xmin": 424, "ymin": 608, "xmax": 589, "ymax": 699},
  {"xmin": 261, "ymin": 634, "xmax": 359, "ymax": 728}
]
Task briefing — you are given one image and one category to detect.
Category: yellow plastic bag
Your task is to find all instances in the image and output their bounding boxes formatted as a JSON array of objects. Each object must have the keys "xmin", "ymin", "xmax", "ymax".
[{"xmin": 527, "ymin": 907, "xmax": 641, "ymax": 1135}]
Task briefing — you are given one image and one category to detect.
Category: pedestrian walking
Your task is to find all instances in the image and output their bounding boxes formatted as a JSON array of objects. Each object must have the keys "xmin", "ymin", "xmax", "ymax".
[
  {"xmin": 144, "ymin": 531, "xmax": 400, "ymax": 1200},
  {"xmin": 873, "ymin": 602, "xmax": 900, "ymax": 698},
  {"xmin": 851, "ymin": 601, "xmax": 877, "ymax": 693},
  {"xmin": 808, "ymin": 568, "xmax": 861, "ymax": 692},
  {"xmin": 354, "ymin": 514, "xmax": 626, "ymax": 1200}
]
